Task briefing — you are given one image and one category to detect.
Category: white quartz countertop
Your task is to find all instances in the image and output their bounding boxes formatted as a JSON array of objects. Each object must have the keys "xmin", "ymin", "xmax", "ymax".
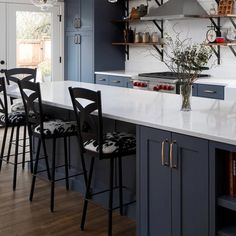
[
  {"xmin": 195, "ymin": 77, "xmax": 236, "ymax": 86},
  {"xmin": 95, "ymin": 71, "xmax": 139, "ymax": 77},
  {"xmin": 8, "ymin": 81, "xmax": 236, "ymax": 146},
  {"xmin": 95, "ymin": 71, "xmax": 236, "ymax": 87}
]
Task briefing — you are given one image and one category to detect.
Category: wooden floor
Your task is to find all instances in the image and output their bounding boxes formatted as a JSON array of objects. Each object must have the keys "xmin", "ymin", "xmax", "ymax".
[{"xmin": 0, "ymin": 128, "xmax": 136, "ymax": 236}]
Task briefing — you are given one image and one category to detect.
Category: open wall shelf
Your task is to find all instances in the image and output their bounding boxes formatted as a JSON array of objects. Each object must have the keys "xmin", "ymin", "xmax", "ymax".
[{"xmin": 111, "ymin": 0, "xmax": 164, "ymax": 60}]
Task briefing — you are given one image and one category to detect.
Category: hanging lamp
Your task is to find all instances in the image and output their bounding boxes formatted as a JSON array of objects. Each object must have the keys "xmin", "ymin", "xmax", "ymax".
[{"xmin": 31, "ymin": 0, "xmax": 57, "ymax": 11}]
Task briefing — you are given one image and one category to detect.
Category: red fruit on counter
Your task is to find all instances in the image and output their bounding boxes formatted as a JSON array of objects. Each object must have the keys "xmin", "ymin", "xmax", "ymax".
[{"xmin": 167, "ymin": 85, "xmax": 174, "ymax": 90}]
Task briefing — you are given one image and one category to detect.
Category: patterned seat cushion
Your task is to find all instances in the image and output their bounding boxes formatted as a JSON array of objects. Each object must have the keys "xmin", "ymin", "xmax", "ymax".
[
  {"xmin": 11, "ymin": 100, "xmax": 25, "ymax": 113},
  {"xmin": 0, "ymin": 112, "xmax": 25, "ymax": 125},
  {"xmin": 34, "ymin": 119, "xmax": 77, "ymax": 136},
  {"xmin": 84, "ymin": 132, "xmax": 136, "ymax": 154}
]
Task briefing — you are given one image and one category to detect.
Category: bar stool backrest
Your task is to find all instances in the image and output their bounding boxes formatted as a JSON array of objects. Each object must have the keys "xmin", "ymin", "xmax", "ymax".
[
  {"xmin": 18, "ymin": 80, "xmax": 44, "ymax": 135},
  {"xmin": 69, "ymin": 87, "xmax": 104, "ymax": 159},
  {"xmin": 4, "ymin": 68, "xmax": 37, "ymax": 86},
  {"xmin": 0, "ymin": 77, "xmax": 9, "ymax": 124}
]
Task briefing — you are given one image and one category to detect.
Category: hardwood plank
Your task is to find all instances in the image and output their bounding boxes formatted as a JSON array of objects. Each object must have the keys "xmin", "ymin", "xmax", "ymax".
[{"xmin": 0, "ymin": 128, "xmax": 136, "ymax": 236}]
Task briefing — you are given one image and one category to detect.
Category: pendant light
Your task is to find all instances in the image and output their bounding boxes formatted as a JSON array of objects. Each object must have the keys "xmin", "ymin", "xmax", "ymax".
[{"xmin": 31, "ymin": 0, "xmax": 57, "ymax": 11}]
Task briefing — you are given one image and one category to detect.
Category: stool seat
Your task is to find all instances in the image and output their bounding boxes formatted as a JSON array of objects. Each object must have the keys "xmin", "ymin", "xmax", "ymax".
[
  {"xmin": 84, "ymin": 132, "xmax": 136, "ymax": 154},
  {"xmin": 34, "ymin": 119, "xmax": 77, "ymax": 137},
  {"xmin": 11, "ymin": 100, "xmax": 24, "ymax": 113},
  {"xmin": 0, "ymin": 112, "xmax": 25, "ymax": 125}
]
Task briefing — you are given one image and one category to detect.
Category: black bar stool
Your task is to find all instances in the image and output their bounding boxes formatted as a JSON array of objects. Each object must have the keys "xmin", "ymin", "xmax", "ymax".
[
  {"xmin": 69, "ymin": 87, "xmax": 136, "ymax": 236},
  {"xmin": 18, "ymin": 80, "xmax": 87, "ymax": 212},
  {"xmin": 4, "ymin": 68, "xmax": 37, "ymax": 168},
  {"xmin": 0, "ymin": 77, "xmax": 31, "ymax": 190}
]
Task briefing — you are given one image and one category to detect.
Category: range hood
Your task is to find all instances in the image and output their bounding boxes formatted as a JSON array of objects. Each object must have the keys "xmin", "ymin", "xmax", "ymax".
[{"xmin": 141, "ymin": 0, "xmax": 207, "ymax": 20}]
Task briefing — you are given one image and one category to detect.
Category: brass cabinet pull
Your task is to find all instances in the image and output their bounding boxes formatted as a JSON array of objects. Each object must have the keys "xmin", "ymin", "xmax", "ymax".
[
  {"xmin": 203, "ymin": 90, "xmax": 216, "ymax": 94},
  {"xmin": 111, "ymin": 80, "xmax": 121, "ymax": 83},
  {"xmin": 170, "ymin": 141, "xmax": 177, "ymax": 169},
  {"xmin": 161, "ymin": 141, "xmax": 165, "ymax": 166},
  {"xmin": 161, "ymin": 139, "xmax": 169, "ymax": 166}
]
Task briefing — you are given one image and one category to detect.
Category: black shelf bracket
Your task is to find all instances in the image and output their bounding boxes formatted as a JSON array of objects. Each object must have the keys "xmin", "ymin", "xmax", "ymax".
[
  {"xmin": 229, "ymin": 17, "xmax": 236, "ymax": 29},
  {"xmin": 153, "ymin": 45, "xmax": 163, "ymax": 61},
  {"xmin": 210, "ymin": 45, "xmax": 221, "ymax": 65},
  {"xmin": 152, "ymin": 20, "xmax": 164, "ymax": 35},
  {"xmin": 229, "ymin": 45, "xmax": 236, "ymax": 57},
  {"xmin": 154, "ymin": 0, "xmax": 163, "ymax": 7}
]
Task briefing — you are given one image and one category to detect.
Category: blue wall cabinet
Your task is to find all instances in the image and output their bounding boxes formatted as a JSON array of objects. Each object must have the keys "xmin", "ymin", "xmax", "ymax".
[
  {"xmin": 137, "ymin": 126, "xmax": 209, "ymax": 236},
  {"xmin": 65, "ymin": 0, "xmax": 125, "ymax": 83}
]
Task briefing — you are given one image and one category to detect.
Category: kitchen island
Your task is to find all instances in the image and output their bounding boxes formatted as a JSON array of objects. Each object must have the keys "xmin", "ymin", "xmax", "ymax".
[{"xmin": 8, "ymin": 81, "xmax": 236, "ymax": 236}]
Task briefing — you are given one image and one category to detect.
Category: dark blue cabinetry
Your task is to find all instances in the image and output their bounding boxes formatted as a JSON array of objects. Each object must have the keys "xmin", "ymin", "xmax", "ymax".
[
  {"xmin": 193, "ymin": 83, "xmax": 224, "ymax": 100},
  {"xmin": 137, "ymin": 126, "xmax": 209, "ymax": 236},
  {"xmin": 65, "ymin": 0, "xmax": 125, "ymax": 83},
  {"xmin": 96, "ymin": 74, "xmax": 133, "ymax": 88}
]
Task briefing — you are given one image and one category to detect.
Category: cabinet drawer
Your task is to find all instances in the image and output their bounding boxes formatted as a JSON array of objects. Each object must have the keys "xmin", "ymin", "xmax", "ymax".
[
  {"xmin": 109, "ymin": 76, "xmax": 126, "ymax": 87},
  {"xmin": 95, "ymin": 74, "xmax": 109, "ymax": 85},
  {"xmin": 197, "ymin": 84, "xmax": 224, "ymax": 100}
]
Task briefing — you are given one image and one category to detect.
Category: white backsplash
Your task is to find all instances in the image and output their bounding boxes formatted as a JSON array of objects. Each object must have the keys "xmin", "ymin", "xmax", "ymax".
[{"xmin": 125, "ymin": 0, "xmax": 236, "ymax": 79}]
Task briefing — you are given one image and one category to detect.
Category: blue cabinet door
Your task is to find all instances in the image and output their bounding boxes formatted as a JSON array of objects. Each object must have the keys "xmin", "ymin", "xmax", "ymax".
[
  {"xmin": 65, "ymin": 31, "xmax": 80, "ymax": 81},
  {"xmin": 138, "ymin": 126, "xmax": 172, "ymax": 236},
  {"xmin": 65, "ymin": 0, "xmax": 81, "ymax": 32},
  {"xmin": 197, "ymin": 84, "xmax": 224, "ymax": 100},
  {"xmin": 138, "ymin": 126, "xmax": 209, "ymax": 236},
  {"xmin": 171, "ymin": 133, "xmax": 209, "ymax": 236},
  {"xmin": 80, "ymin": 31, "xmax": 93, "ymax": 83}
]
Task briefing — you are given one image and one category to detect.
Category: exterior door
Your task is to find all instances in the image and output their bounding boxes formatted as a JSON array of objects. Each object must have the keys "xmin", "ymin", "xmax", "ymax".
[
  {"xmin": 6, "ymin": 2, "xmax": 63, "ymax": 81},
  {"xmin": 0, "ymin": 3, "xmax": 6, "ymax": 76}
]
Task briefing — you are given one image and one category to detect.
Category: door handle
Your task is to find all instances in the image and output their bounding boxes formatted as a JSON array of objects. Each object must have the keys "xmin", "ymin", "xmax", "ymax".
[
  {"xmin": 170, "ymin": 140, "xmax": 177, "ymax": 169},
  {"xmin": 161, "ymin": 139, "xmax": 169, "ymax": 166},
  {"xmin": 74, "ymin": 34, "xmax": 81, "ymax": 44},
  {"xmin": 0, "ymin": 60, "xmax": 5, "ymax": 65}
]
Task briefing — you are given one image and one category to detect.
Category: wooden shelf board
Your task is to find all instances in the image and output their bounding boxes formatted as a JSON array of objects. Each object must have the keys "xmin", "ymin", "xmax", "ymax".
[
  {"xmin": 203, "ymin": 43, "xmax": 236, "ymax": 46},
  {"xmin": 112, "ymin": 42, "xmax": 163, "ymax": 46},
  {"xmin": 112, "ymin": 18, "xmax": 141, "ymax": 23},
  {"xmin": 199, "ymin": 14, "xmax": 236, "ymax": 18},
  {"xmin": 217, "ymin": 195, "xmax": 236, "ymax": 211}
]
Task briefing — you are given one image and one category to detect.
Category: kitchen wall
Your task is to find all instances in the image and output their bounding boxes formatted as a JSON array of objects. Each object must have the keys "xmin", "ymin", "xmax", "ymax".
[{"xmin": 126, "ymin": 0, "xmax": 236, "ymax": 79}]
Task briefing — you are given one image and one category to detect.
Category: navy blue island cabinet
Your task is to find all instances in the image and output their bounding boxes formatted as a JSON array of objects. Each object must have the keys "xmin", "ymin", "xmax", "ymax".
[
  {"xmin": 137, "ymin": 126, "xmax": 209, "ymax": 236},
  {"xmin": 64, "ymin": 0, "xmax": 125, "ymax": 82}
]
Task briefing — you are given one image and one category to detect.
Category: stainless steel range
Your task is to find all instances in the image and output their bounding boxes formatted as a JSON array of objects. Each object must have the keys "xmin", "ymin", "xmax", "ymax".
[{"xmin": 132, "ymin": 72, "xmax": 210, "ymax": 94}]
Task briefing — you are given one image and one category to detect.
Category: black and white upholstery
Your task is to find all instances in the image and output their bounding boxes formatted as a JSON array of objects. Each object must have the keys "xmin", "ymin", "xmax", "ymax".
[
  {"xmin": 34, "ymin": 119, "xmax": 77, "ymax": 136},
  {"xmin": 0, "ymin": 77, "xmax": 30, "ymax": 191},
  {"xmin": 11, "ymin": 100, "xmax": 25, "ymax": 113},
  {"xmin": 18, "ymin": 80, "xmax": 84, "ymax": 212},
  {"xmin": 0, "ymin": 112, "xmax": 25, "ymax": 125},
  {"xmin": 84, "ymin": 132, "xmax": 136, "ymax": 154},
  {"xmin": 69, "ymin": 87, "xmax": 136, "ymax": 236}
]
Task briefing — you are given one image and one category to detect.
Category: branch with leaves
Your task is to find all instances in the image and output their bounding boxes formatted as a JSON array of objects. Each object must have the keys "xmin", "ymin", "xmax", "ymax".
[{"xmin": 163, "ymin": 32, "xmax": 212, "ymax": 85}]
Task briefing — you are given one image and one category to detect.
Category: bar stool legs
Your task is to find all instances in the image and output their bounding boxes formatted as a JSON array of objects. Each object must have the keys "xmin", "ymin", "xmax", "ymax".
[
  {"xmin": 13, "ymin": 126, "xmax": 20, "ymax": 191},
  {"xmin": 29, "ymin": 138, "xmax": 41, "ymax": 202},
  {"xmin": 29, "ymin": 136, "xmax": 72, "ymax": 212},
  {"xmin": 0, "ymin": 126, "xmax": 8, "ymax": 170},
  {"xmin": 80, "ymin": 156, "xmax": 95, "ymax": 231},
  {"xmin": 118, "ymin": 156, "xmax": 123, "ymax": 216},
  {"xmin": 22, "ymin": 125, "xmax": 27, "ymax": 169},
  {"xmin": 7, "ymin": 127, "xmax": 14, "ymax": 163},
  {"xmin": 108, "ymin": 158, "xmax": 114, "ymax": 236}
]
